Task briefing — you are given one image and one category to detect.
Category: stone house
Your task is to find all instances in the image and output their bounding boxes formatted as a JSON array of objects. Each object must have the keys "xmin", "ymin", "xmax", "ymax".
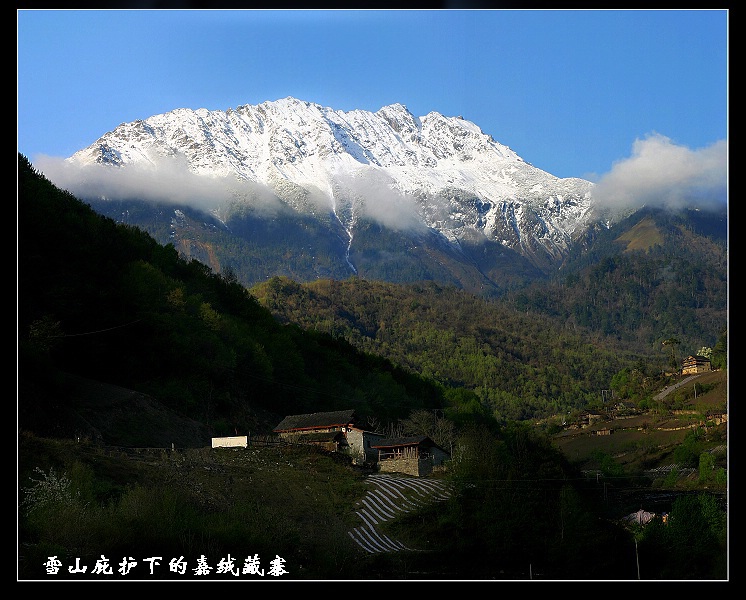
[
  {"xmin": 370, "ymin": 435, "xmax": 450, "ymax": 477},
  {"xmin": 273, "ymin": 409, "xmax": 357, "ymax": 453},
  {"xmin": 344, "ymin": 425, "xmax": 386, "ymax": 464},
  {"xmin": 272, "ymin": 410, "xmax": 450, "ymax": 475}
]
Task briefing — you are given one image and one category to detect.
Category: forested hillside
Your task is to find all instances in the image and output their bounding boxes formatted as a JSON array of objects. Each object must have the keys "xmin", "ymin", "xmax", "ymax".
[
  {"xmin": 17, "ymin": 154, "xmax": 446, "ymax": 440},
  {"xmin": 250, "ymin": 269, "xmax": 726, "ymax": 423},
  {"xmin": 251, "ymin": 277, "xmax": 644, "ymax": 421},
  {"xmin": 247, "ymin": 198, "xmax": 727, "ymax": 423},
  {"xmin": 18, "ymin": 150, "xmax": 728, "ymax": 435},
  {"xmin": 505, "ymin": 207, "xmax": 727, "ymax": 354},
  {"xmin": 17, "ymin": 153, "xmax": 728, "ymax": 580}
]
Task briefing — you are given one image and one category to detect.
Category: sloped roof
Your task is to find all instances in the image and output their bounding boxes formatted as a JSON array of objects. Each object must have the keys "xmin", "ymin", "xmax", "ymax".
[
  {"xmin": 683, "ymin": 355, "xmax": 710, "ymax": 362},
  {"xmin": 273, "ymin": 409, "xmax": 356, "ymax": 432},
  {"xmin": 370, "ymin": 435, "xmax": 434, "ymax": 449},
  {"xmin": 371, "ymin": 435, "xmax": 450, "ymax": 455}
]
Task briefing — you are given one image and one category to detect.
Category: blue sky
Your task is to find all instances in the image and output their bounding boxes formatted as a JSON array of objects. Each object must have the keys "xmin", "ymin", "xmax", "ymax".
[{"xmin": 18, "ymin": 9, "xmax": 727, "ymax": 184}]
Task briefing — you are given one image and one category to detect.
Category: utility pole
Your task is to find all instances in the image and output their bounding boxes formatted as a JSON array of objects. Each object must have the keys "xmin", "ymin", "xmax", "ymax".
[{"xmin": 635, "ymin": 539, "xmax": 640, "ymax": 579}]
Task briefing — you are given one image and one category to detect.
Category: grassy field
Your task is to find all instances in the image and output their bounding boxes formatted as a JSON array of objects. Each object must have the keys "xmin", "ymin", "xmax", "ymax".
[
  {"xmin": 18, "ymin": 435, "xmax": 375, "ymax": 580},
  {"xmin": 551, "ymin": 369, "xmax": 728, "ymax": 476}
]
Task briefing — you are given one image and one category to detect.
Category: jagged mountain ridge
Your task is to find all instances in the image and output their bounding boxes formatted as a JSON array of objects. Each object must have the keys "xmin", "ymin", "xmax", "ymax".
[{"xmin": 68, "ymin": 97, "xmax": 598, "ymax": 292}]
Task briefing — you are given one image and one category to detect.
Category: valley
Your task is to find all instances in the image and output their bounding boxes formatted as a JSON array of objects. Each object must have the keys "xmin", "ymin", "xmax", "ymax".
[{"xmin": 17, "ymin": 150, "xmax": 728, "ymax": 580}]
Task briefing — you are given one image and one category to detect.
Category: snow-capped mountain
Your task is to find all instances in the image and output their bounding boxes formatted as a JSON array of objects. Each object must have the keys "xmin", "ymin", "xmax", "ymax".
[{"xmin": 67, "ymin": 97, "xmax": 600, "ymax": 292}]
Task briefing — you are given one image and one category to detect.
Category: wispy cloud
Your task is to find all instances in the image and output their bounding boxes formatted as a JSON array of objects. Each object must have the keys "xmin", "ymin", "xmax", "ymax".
[
  {"xmin": 591, "ymin": 134, "xmax": 727, "ymax": 214},
  {"xmin": 333, "ymin": 168, "xmax": 425, "ymax": 232},
  {"xmin": 34, "ymin": 155, "xmax": 285, "ymax": 215},
  {"xmin": 35, "ymin": 155, "xmax": 426, "ymax": 231}
]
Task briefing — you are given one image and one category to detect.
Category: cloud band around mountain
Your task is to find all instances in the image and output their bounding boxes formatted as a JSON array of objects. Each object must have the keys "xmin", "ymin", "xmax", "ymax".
[{"xmin": 590, "ymin": 133, "xmax": 727, "ymax": 213}]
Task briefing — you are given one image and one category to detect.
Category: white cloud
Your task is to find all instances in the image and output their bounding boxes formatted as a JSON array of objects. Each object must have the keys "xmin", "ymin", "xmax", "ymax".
[
  {"xmin": 33, "ymin": 155, "xmax": 426, "ymax": 230},
  {"xmin": 34, "ymin": 155, "xmax": 285, "ymax": 214},
  {"xmin": 591, "ymin": 134, "xmax": 727, "ymax": 213},
  {"xmin": 332, "ymin": 167, "xmax": 425, "ymax": 231}
]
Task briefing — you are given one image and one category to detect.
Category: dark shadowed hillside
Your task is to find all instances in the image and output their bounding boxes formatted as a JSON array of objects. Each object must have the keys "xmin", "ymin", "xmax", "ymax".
[
  {"xmin": 17, "ymin": 153, "xmax": 728, "ymax": 581},
  {"xmin": 17, "ymin": 153, "xmax": 447, "ymax": 444}
]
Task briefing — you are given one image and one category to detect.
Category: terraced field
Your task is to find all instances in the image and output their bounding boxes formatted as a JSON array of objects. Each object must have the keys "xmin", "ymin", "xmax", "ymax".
[{"xmin": 348, "ymin": 473, "xmax": 452, "ymax": 554}]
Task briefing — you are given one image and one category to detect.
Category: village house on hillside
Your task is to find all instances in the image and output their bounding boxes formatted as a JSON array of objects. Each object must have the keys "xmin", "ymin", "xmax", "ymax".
[
  {"xmin": 572, "ymin": 410, "xmax": 604, "ymax": 429},
  {"xmin": 273, "ymin": 409, "xmax": 386, "ymax": 464},
  {"xmin": 371, "ymin": 436, "xmax": 450, "ymax": 477},
  {"xmin": 273, "ymin": 409, "xmax": 356, "ymax": 452},
  {"xmin": 681, "ymin": 355, "xmax": 712, "ymax": 375},
  {"xmin": 272, "ymin": 409, "xmax": 450, "ymax": 476}
]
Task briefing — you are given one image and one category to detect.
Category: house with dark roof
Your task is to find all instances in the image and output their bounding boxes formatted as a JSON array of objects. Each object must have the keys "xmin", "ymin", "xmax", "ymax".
[
  {"xmin": 273, "ymin": 409, "xmax": 357, "ymax": 453},
  {"xmin": 273, "ymin": 409, "xmax": 357, "ymax": 435},
  {"xmin": 370, "ymin": 436, "xmax": 450, "ymax": 477},
  {"xmin": 272, "ymin": 409, "xmax": 385, "ymax": 462},
  {"xmin": 681, "ymin": 355, "xmax": 712, "ymax": 375},
  {"xmin": 272, "ymin": 411, "xmax": 450, "ymax": 475}
]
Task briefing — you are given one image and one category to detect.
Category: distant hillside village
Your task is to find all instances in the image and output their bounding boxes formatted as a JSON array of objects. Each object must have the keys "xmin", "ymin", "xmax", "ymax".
[
  {"xmin": 212, "ymin": 409, "xmax": 450, "ymax": 478},
  {"xmin": 211, "ymin": 356, "xmax": 720, "ymax": 475}
]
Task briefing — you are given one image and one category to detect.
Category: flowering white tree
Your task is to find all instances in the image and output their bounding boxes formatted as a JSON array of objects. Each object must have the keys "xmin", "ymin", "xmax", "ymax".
[{"xmin": 698, "ymin": 346, "xmax": 713, "ymax": 359}]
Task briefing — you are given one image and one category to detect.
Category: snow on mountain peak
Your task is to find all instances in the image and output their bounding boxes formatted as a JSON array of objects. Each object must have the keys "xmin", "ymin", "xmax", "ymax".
[{"xmin": 66, "ymin": 97, "xmax": 596, "ymax": 268}]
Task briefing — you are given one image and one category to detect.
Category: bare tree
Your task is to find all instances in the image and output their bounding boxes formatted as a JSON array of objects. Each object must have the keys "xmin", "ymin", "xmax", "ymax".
[{"xmin": 401, "ymin": 409, "xmax": 456, "ymax": 453}]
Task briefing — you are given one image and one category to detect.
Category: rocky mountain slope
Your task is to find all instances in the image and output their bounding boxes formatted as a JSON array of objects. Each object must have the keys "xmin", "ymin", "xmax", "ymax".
[{"xmin": 62, "ymin": 97, "xmax": 602, "ymax": 294}]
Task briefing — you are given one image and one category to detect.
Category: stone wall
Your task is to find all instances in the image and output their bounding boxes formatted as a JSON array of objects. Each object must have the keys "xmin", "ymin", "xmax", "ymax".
[
  {"xmin": 345, "ymin": 428, "xmax": 383, "ymax": 463},
  {"xmin": 377, "ymin": 457, "xmax": 433, "ymax": 477}
]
